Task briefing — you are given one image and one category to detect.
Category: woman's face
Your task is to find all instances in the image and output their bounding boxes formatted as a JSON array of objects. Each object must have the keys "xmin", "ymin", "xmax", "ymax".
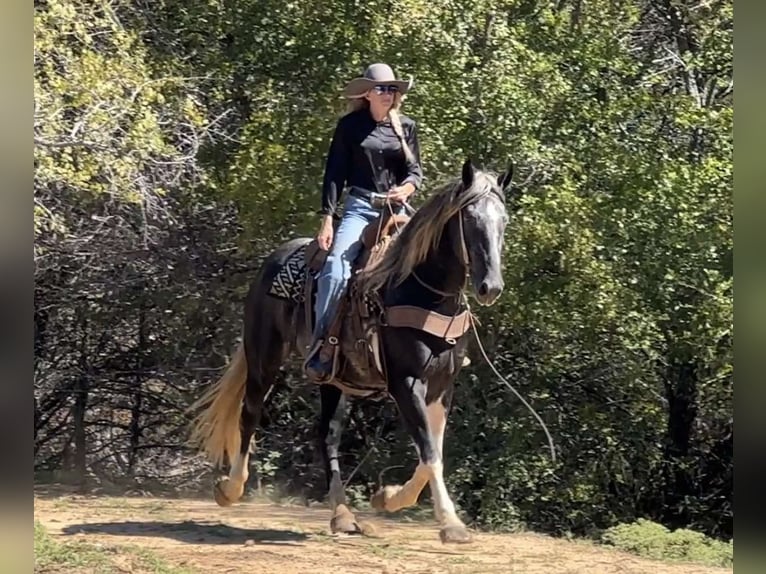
[{"xmin": 366, "ymin": 85, "xmax": 399, "ymax": 112}]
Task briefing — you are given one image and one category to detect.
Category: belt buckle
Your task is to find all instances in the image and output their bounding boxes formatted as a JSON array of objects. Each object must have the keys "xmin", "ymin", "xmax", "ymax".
[{"xmin": 370, "ymin": 192, "xmax": 387, "ymax": 209}]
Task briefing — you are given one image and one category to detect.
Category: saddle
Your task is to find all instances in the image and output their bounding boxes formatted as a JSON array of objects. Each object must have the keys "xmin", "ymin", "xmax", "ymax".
[{"xmin": 301, "ymin": 212, "xmax": 408, "ymax": 395}]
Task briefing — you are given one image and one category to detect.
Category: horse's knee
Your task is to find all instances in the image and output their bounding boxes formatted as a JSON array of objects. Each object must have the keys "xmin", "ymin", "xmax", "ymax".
[{"xmin": 422, "ymin": 460, "xmax": 443, "ymax": 476}]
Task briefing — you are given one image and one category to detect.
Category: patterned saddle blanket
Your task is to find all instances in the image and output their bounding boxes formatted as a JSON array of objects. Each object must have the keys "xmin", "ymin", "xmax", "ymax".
[{"xmin": 268, "ymin": 243, "xmax": 310, "ymax": 303}]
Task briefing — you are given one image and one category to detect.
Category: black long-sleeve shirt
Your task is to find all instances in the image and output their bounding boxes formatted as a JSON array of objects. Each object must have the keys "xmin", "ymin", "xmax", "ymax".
[{"xmin": 319, "ymin": 108, "xmax": 423, "ymax": 216}]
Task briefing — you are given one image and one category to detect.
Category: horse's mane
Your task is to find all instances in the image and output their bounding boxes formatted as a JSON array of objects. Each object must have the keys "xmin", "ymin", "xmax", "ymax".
[{"xmin": 357, "ymin": 169, "xmax": 502, "ymax": 294}]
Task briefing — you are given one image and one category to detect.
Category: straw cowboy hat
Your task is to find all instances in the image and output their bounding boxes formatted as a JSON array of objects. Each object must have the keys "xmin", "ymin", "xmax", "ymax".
[{"xmin": 342, "ymin": 63, "xmax": 414, "ymax": 98}]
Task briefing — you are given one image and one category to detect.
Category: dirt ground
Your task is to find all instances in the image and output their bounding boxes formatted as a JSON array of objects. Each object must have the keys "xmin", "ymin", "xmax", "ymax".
[{"xmin": 34, "ymin": 486, "xmax": 732, "ymax": 574}]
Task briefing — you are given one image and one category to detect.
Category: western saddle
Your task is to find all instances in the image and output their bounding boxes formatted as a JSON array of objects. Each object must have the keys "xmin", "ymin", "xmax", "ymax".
[{"xmin": 300, "ymin": 211, "xmax": 473, "ymax": 396}]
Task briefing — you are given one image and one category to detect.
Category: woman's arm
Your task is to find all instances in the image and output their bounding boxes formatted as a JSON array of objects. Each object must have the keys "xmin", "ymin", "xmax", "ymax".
[
  {"xmin": 388, "ymin": 120, "xmax": 422, "ymax": 202},
  {"xmin": 400, "ymin": 120, "xmax": 423, "ymax": 192},
  {"xmin": 319, "ymin": 118, "xmax": 350, "ymax": 217}
]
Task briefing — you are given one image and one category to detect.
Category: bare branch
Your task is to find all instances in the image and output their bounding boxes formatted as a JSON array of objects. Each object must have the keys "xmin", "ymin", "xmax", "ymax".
[{"xmin": 34, "ymin": 137, "xmax": 107, "ymax": 150}]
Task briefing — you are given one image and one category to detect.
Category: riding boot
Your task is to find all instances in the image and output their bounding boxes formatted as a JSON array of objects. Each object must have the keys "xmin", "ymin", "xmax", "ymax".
[
  {"xmin": 304, "ymin": 299, "xmax": 343, "ymax": 383},
  {"xmin": 304, "ymin": 338, "xmax": 335, "ymax": 382}
]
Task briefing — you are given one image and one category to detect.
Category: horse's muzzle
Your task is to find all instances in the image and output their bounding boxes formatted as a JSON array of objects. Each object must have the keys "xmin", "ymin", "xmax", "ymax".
[{"xmin": 475, "ymin": 278, "xmax": 503, "ymax": 306}]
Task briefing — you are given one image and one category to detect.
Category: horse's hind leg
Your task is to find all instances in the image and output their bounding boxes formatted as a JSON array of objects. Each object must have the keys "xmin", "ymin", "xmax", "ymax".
[
  {"xmin": 214, "ymin": 371, "xmax": 273, "ymax": 506},
  {"xmin": 318, "ymin": 384, "xmax": 361, "ymax": 534},
  {"xmin": 215, "ymin": 308, "xmax": 287, "ymax": 506}
]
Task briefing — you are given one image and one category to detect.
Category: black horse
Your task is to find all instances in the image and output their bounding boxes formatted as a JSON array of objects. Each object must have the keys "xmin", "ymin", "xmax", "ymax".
[{"xmin": 189, "ymin": 159, "xmax": 513, "ymax": 543}]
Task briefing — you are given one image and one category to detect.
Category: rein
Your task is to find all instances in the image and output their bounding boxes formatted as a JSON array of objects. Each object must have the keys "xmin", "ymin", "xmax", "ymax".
[{"xmin": 461, "ymin": 293, "xmax": 557, "ymax": 463}]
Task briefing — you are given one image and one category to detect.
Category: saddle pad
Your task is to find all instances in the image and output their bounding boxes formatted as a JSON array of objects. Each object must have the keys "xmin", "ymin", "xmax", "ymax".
[{"xmin": 268, "ymin": 243, "xmax": 309, "ymax": 303}]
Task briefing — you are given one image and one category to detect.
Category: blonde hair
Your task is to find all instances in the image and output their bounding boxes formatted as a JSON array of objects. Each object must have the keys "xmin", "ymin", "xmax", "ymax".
[{"xmin": 346, "ymin": 92, "xmax": 415, "ymax": 164}]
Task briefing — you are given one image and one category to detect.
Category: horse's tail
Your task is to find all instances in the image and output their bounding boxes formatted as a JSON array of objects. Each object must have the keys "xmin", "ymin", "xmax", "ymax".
[{"xmin": 188, "ymin": 342, "xmax": 247, "ymax": 468}]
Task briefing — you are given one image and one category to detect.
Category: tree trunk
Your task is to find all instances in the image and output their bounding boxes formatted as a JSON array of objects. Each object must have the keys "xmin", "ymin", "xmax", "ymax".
[
  {"xmin": 127, "ymin": 289, "xmax": 148, "ymax": 476},
  {"xmin": 72, "ymin": 374, "xmax": 88, "ymax": 481},
  {"xmin": 662, "ymin": 359, "xmax": 699, "ymax": 527}
]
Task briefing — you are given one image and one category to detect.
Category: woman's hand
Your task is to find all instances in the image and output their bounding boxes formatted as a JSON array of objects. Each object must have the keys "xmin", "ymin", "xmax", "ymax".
[
  {"xmin": 387, "ymin": 183, "xmax": 415, "ymax": 204},
  {"xmin": 317, "ymin": 215, "xmax": 334, "ymax": 251}
]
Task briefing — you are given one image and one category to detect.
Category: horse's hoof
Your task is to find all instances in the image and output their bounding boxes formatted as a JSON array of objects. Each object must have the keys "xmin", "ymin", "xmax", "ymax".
[
  {"xmin": 370, "ymin": 485, "xmax": 401, "ymax": 512},
  {"xmin": 330, "ymin": 505, "xmax": 362, "ymax": 535},
  {"xmin": 439, "ymin": 525, "xmax": 473, "ymax": 544},
  {"xmin": 213, "ymin": 478, "xmax": 239, "ymax": 507},
  {"xmin": 357, "ymin": 520, "xmax": 380, "ymax": 538}
]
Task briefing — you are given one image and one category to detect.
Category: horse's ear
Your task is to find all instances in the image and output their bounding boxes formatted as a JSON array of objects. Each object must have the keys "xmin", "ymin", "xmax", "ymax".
[
  {"xmin": 461, "ymin": 158, "xmax": 474, "ymax": 190},
  {"xmin": 497, "ymin": 160, "xmax": 514, "ymax": 191}
]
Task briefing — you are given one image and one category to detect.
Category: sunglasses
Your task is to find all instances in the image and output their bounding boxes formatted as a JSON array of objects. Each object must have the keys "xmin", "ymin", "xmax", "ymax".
[{"xmin": 372, "ymin": 85, "xmax": 400, "ymax": 95}]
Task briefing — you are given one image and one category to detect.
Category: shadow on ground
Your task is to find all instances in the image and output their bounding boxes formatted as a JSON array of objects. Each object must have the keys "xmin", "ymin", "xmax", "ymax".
[{"xmin": 62, "ymin": 520, "xmax": 309, "ymax": 546}]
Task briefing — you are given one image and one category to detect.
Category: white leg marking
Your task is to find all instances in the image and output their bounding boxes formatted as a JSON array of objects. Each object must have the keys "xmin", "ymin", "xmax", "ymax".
[
  {"xmin": 224, "ymin": 450, "xmax": 250, "ymax": 498},
  {"xmin": 384, "ymin": 463, "xmax": 429, "ymax": 511},
  {"xmin": 329, "ymin": 470, "xmax": 346, "ymax": 512},
  {"xmin": 425, "ymin": 398, "xmax": 463, "ymax": 527}
]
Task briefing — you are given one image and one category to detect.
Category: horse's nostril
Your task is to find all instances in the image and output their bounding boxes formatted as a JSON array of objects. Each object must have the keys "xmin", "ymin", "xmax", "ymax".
[{"xmin": 479, "ymin": 282, "xmax": 489, "ymax": 296}]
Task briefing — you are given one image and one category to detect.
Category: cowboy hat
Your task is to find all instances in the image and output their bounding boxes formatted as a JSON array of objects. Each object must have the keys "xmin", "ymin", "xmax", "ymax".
[{"xmin": 342, "ymin": 63, "xmax": 413, "ymax": 98}]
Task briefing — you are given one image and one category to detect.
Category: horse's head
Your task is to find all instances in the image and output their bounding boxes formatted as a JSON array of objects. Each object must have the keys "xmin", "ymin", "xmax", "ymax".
[
  {"xmin": 451, "ymin": 159, "xmax": 512, "ymax": 306},
  {"xmin": 355, "ymin": 159, "xmax": 514, "ymax": 303}
]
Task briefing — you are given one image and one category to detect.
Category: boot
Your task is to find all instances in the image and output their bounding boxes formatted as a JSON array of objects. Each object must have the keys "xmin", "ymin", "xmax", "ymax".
[
  {"xmin": 304, "ymin": 337, "xmax": 334, "ymax": 383},
  {"xmin": 305, "ymin": 283, "xmax": 347, "ymax": 382}
]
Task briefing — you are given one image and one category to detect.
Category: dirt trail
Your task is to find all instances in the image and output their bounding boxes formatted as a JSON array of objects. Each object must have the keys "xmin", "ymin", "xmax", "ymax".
[{"xmin": 34, "ymin": 487, "xmax": 731, "ymax": 574}]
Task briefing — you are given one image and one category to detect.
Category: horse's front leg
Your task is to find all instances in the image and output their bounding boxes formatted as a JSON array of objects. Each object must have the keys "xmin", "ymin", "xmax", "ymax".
[
  {"xmin": 387, "ymin": 376, "xmax": 471, "ymax": 544},
  {"xmin": 318, "ymin": 384, "xmax": 361, "ymax": 535},
  {"xmin": 372, "ymin": 386, "xmax": 453, "ymax": 512}
]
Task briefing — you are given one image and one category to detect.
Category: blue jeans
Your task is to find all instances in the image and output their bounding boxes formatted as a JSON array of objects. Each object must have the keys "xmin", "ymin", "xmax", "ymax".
[{"xmin": 313, "ymin": 194, "xmax": 398, "ymax": 341}]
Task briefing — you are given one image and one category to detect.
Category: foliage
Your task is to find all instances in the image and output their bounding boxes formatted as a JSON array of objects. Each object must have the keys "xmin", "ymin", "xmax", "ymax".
[
  {"xmin": 34, "ymin": 0, "xmax": 732, "ymax": 544},
  {"xmin": 602, "ymin": 519, "xmax": 733, "ymax": 568}
]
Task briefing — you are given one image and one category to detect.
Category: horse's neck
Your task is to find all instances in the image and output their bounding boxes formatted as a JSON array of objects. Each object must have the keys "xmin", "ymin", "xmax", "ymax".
[
  {"xmin": 411, "ymin": 225, "xmax": 466, "ymax": 297},
  {"xmin": 382, "ymin": 219, "xmax": 465, "ymax": 311}
]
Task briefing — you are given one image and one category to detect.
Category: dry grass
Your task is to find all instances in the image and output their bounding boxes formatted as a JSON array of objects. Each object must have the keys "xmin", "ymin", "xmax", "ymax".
[{"xmin": 35, "ymin": 519, "xmax": 195, "ymax": 573}]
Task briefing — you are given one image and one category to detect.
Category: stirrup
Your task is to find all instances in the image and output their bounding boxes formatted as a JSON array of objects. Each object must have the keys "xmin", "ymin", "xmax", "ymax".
[{"xmin": 303, "ymin": 338, "xmax": 325, "ymax": 368}]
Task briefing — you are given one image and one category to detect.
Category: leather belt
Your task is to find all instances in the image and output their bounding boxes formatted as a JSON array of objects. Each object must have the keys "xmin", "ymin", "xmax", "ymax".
[
  {"xmin": 348, "ymin": 186, "xmax": 376, "ymax": 201},
  {"xmin": 348, "ymin": 186, "xmax": 389, "ymax": 209}
]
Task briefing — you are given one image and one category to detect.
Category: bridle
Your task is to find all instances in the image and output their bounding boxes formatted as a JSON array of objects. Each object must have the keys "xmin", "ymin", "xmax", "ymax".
[{"xmin": 410, "ymin": 185, "xmax": 503, "ymax": 301}]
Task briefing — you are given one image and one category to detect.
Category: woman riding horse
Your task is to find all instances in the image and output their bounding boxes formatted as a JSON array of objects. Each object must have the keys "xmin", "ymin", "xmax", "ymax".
[
  {"xmin": 188, "ymin": 65, "xmax": 515, "ymax": 544},
  {"xmin": 305, "ymin": 63, "xmax": 423, "ymax": 382}
]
